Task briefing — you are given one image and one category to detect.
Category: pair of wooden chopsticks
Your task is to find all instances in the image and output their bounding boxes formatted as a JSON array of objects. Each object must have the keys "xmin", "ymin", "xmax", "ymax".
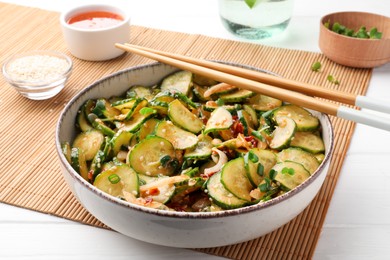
[{"xmin": 115, "ymin": 43, "xmax": 390, "ymax": 131}]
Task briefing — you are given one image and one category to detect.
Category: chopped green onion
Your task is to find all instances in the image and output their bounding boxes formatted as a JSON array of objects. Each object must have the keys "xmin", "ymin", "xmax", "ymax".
[
  {"xmin": 216, "ymin": 98, "xmax": 225, "ymax": 106},
  {"xmin": 281, "ymin": 167, "xmax": 295, "ymax": 176},
  {"xmin": 108, "ymin": 174, "xmax": 121, "ymax": 184},
  {"xmin": 257, "ymin": 163, "xmax": 264, "ymax": 177},
  {"xmin": 327, "ymin": 74, "xmax": 340, "ymax": 85},
  {"xmin": 248, "ymin": 150, "xmax": 259, "ymax": 163},
  {"xmin": 139, "ymin": 107, "xmax": 156, "ymax": 115},
  {"xmin": 325, "ymin": 21, "xmax": 382, "ymax": 40},
  {"xmin": 311, "ymin": 61, "xmax": 322, "ymax": 72},
  {"xmin": 269, "ymin": 169, "xmax": 277, "ymax": 180}
]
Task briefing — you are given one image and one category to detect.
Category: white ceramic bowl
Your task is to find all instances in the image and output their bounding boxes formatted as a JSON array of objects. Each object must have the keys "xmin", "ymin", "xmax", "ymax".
[
  {"xmin": 60, "ymin": 4, "xmax": 130, "ymax": 61},
  {"xmin": 55, "ymin": 62, "xmax": 334, "ymax": 248}
]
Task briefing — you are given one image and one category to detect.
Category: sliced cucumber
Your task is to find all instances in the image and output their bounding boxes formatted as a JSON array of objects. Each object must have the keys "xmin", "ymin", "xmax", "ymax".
[
  {"xmin": 192, "ymin": 74, "xmax": 218, "ymax": 86},
  {"xmin": 138, "ymin": 118, "xmax": 160, "ymax": 141},
  {"xmin": 269, "ymin": 116, "xmax": 296, "ymax": 150},
  {"xmin": 161, "ymin": 70, "xmax": 193, "ymax": 95},
  {"xmin": 218, "ymin": 89, "xmax": 255, "ymax": 103},
  {"xmin": 112, "ymin": 98, "xmax": 145, "ymax": 121},
  {"xmin": 170, "ymin": 177, "xmax": 205, "ymax": 203},
  {"xmin": 220, "ymin": 157, "xmax": 253, "ymax": 201},
  {"xmin": 93, "ymin": 164, "xmax": 139, "ymax": 198},
  {"xmin": 237, "ymin": 109, "xmax": 254, "ymax": 136},
  {"xmin": 277, "ymin": 147, "xmax": 320, "ymax": 174},
  {"xmin": 244, "ymin": 148, "xmax": 277, "ymax": 187},
  {"xmin": 273, "ymin": 105, "xmax": 319, "ymax": 131},
  {"xmin": 117, "ymin": 107, "xmax": 157, "ymax": 133},
  {"xmin": 273, "ymin": 161, "xmax": 310, "ymax": 190},
  {"xmin": 207, "ymin": 171, "xmax": 248, "ymax": 210},
  {"xmin": 184, "ymin": 134, "xmax": 213, "ymax": 160},
  {"xmin": 70, "ymin": 147, "xmax": 89, "ymax": 181},
  {"xmin": 77, "ymin": 101, "xmax": 94, "ymax": 132},
  {"xmin": 192, "ymin": 84, "xmax": 211, "ymax": 102},
  {"xmin": 243, "ymin": 104, "xmax": 259, "ymax": 129},
  {"xmin": 204, "ymin": 107, "xmax": 233, "ymax": 134},
  {"xmin": 290, "ymin": 131, "xmax": 325, "ymax": 154},
  {"xmin": 129, "ymin": 135, "xmax": 177, "ymax": 176},
  {"xmin": 168, "ymin": 99, "xmax": 204, "ymax": 134},
  {"xmin": 248, "ymin": 94, "xmax": 282, "ymax": 112},
  {"xmin": 110, "ymin": 130, "xmax": 133, "ymax": 156},
  {"xmin": 314, "ymin": 153, "xmax": 325, "ymax": 163},
  {"xmin": 203, "ymin": 101, "xmax": 239, "ymax": 113},
  {"xmin": 72, "ymin": 129, "xmax": 105, "ymax": 161},
  {"xmin": 126, "ymin": 85, "xmax": 155, "ymax": 101},
  {"xmin": 92, "ymin": 98, "xmax": 121, "ymax": 121},
  {"xmin": 87, "ymin": 113, "xmax": 116, "ymax": 137},
  {"xmin": 139, "ymin": 175, "xmax": 188, "ymax": 204},
  {"xmin": 61, "ymin": 142, "xmax": 71, "ymax": 164},
  {"xmin": 155, "ymin": 120, "xmax": 198, "ymax": 150}
]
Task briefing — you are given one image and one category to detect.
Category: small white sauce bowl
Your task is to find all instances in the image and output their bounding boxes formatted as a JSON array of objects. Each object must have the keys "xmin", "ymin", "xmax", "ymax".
[{"xmin": 60, "ymin": 4, "xmax": 130, "ymax": 61}]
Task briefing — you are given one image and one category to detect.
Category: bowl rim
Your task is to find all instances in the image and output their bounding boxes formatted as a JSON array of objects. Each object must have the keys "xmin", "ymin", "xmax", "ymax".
[
  {"xmin": 60, "ymin": 4, "xmax": 130, "ymax": 33},
  {"xmin": 2, "ymin": 50, "xmax": 73, "ymax": 85},
  {"xmin": 55, "ymin": 62, "xmax": 334, "ymax": 219}
]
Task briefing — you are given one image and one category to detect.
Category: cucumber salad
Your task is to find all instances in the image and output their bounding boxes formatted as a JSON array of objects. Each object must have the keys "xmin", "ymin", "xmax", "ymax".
[{"xmin": 62, "ymin": 70, "xmax": 325, "ymax": 212}]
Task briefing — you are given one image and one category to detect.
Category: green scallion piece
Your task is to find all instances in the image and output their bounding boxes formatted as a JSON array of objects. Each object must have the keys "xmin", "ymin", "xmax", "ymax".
[{"xmin": 108, "ymin": 174, "xmax": 121, "ymax": 184}]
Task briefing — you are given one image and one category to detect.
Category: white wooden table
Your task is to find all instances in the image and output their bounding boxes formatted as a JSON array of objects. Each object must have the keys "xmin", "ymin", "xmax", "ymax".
[{"xmin": 1, "ymin": 1, "xmax": 390, "ymax": 259}]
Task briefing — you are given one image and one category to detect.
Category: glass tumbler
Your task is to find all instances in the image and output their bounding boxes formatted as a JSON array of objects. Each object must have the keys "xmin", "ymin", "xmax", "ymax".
[{"xmin": 218, "ymin": 0, "xmax": 295, "ymax": 40}]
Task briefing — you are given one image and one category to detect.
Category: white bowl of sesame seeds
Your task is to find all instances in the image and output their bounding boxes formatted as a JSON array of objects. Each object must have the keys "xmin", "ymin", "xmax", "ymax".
[{"xmin": 2, "ymin": 50, "xmax": 73, "ymax": 100}]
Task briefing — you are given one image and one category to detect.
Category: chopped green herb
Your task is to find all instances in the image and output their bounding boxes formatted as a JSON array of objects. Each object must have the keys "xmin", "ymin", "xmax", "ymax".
[
  {"xmin": 248, "ymin": 150, "xmax": 259, "ymax": 163},
  {"xmin": 108, "ymin": 174, "xmax": 121, "ymax": 184},
  {"xmin": 257, "ymin": 163, "xmax": 264, "ymax": 177},
  {"xmin": 326, "ymin": 21, "xmax": 382, "ymax": 40},
  {"xmin": 311, "ymin": 61, "xmax": 322, "ymax": 72},
  {"xmin": 139, "ymin": 107, "xmax": 156, "ymax": 115},
  {"xmin": 216, "ymin": 98, "xmax": 225, "ymax": 106},
  {"xmin": 259, "ymin": 177, "xmax": 272, "ymax": 192},
  {"xmin": 269, "ymin": 169, "xmax": 277, "ymax": 180},
  {"xmin": 327, "ymin": 74, "xmax": 340, "ymax": 85},
  {"xmin": 281, "ymin": 167, "xmax": 295, "ymax": 176}
]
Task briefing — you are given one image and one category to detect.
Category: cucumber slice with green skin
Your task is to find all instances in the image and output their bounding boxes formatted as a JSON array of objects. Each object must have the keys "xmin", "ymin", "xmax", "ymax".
[
  {"xmin": 290, "ymin": 131, "xmax": 325, "ymax": 154},
  {"xmin": 269, "ymin": 116, "xmax": 297, "ymax": 150},
  {"xmin": 221, "ymin": 157, "xmax": 253, "ymax": 201},
  {"xmin": 277, "ymin": 147, "xmax": 320, "ymax": 174},
  {"xmin": 237, "ymin": 109, "xmax": 254, "ymax": 136},
  {"xmin": 168, "ymin": 99, "xmax": 204, "ymax": 134},
  {"xmin": 247, "ymin": 94, "xmax": 282, "ymax": 112},
  {"xmin": 272, "ymin": 161, "xmax": 310, "ymax": 190},
  {"xmin": 92, "ymin": 98, "xmax": 121, "ymax": 121},
  {"xmin": 93, "ymin": 164, "xmax": 139, "ymax": 198},
  {"xmin": 170, "ymin": 177, "xmax": 205, "ymax": 204},
  {"xmin": 184, "ymin": 134, "xmax": 213, "ymax": 160},
  {"xmin": 192, "ymin": 84, "xmax": 211, "ymax": 102},
  {"xmin": 314, "ymin": 153, "xmax": 325, "ymax": 163},
  {"xmin": 139, "ymin": 175, "xmax": 188, "ymax": 204},
  {"xmin": 148, "ymin": 100, "xmax": 169, "ymax": 115},
  {"xmin": 243, "ymin": 104, "xmax": 259, "ymax": 129},
  {"xmin": 112, "ymin": 98, "xmax": 146, "ymax": 121},
  {"xmin": 110, "ymin": 130, "xmax": 133, "ymax": 156},
  {"xmin": 181, "ymin": 167, "xmax": 200, "ymax": 177},
  {"xmin": 129, "ymin": 135, "xmax": 177, "ymax": 177},
  {"xmin": 204, "ymin": 107, "xmax": 233, "ymax": 134},
  {"xmin": 273, "ymin": 104, "xmax": 319, "ymax": 131},
  {"xmin": 192, "ymin": 74, "xmax": 218, "ymax": 86},
  {"xmin": 117, "ymin": 107, "xmax": 157, "ymax": 133},
  {"xmin": 155, "ymin": 120, "xmax": 198, "ymax": 150},
  {"xmin": 244, "ymin": 148, "xmax": 277, "ymax": 187},
  {"xmin": 138, "ymin": 118, "xmax": 160, "ymax": 141},
  {"xmin": 90, "ymin": 136, "xmax": 112, "ymax": 179},
  {"xmin": 153, "ymin": 90, "xmax": 198, "ymax": 109},
  {"xmin": 161, "ymin": 70, "xmax": 193, "ymax": 96},
  {"xmin": 126, "ymin": 85, "xmax": 155, "ymax": 101},
  {"xmin": 218, "ymin": 89, "xmax": 255, "ymax": 103},
  {"xmin": 203, "ymin": 101, "xmax": 240, "ymax": 113},
  {"xmin": 87, "ymin": 114, "xmax": 116, "ymax": 137},
  {"xmin": 72, "ymin": 129, "xmax": 105, "ymax": 161},
  {"xmin": 207, "ymin": 171, "xmax": 248, "ymax": 210},
  {"xmin": 70, "ymin": 147, "xmax": 89, "ymax": 181},
  {"xmin": 77, "ymin": 101, "xmax": 94, "ymax": 132},
  {"xmin": 61, "ymin": 142, "xmax": 72, "ymax": 164}
]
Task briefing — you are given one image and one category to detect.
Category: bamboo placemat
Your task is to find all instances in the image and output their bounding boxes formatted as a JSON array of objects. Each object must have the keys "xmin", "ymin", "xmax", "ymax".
[{"xmin": 0, "ymin": 3, "xmax": 372, "ymax": 259}]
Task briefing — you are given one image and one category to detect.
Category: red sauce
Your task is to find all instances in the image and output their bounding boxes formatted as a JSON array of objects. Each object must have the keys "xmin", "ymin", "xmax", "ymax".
[{"xmin": 68, "ymin": 11, "xmax": 123, "ymax": 29}]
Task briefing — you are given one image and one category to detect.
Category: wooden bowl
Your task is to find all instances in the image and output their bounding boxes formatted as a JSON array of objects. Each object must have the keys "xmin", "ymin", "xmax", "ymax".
[{"xmin": 319, "ymin": 11, "xmax": 390, "ymax": 68}]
